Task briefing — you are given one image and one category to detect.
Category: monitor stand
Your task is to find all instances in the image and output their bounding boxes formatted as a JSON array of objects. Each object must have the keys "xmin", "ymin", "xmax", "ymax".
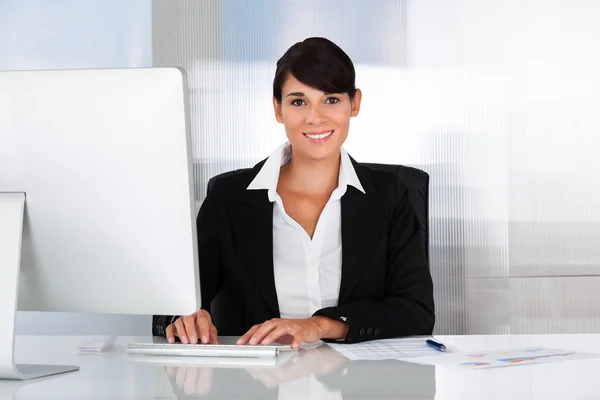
[{"xmin": 0, "ymin": 193, "xmax": 79, "ymax": 380}]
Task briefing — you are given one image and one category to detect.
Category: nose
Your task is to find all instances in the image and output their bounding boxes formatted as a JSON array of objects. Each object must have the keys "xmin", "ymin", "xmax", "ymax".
[{"xmin": 305, "ymin": 104, "xmax": 326, "ymax": 125}]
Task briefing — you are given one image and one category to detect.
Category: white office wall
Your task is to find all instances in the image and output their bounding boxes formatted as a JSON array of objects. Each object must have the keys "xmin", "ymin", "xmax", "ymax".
[
  {"xmin": 404, "ymin": 0, "xmax": 600, "ymax": 333},
  {"xmin": 4, "ymin": 0, "xmax": 598, "ymax": 336},
  {"xmin": 0, "ymin": 0, "xmax": 153, "ymax": 335},
  {"xmin": 153, "ymin": 0, "xmax": 600, "ymax": 334}
]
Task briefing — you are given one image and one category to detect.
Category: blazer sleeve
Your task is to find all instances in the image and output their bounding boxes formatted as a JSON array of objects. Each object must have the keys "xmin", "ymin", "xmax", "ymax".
[
  {"xmin": 313, "ymin": 176, "xmax": 435, "ymax": 343},
  {"xmin": 152, "ymin": 178, "xmax": 224, "ymax": 336}
]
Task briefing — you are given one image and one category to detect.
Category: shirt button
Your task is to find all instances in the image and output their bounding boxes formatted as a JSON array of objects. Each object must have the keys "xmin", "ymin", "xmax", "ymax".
[
  {"xmin": 359, "ymin": 328, "xmax": 366, "ymax": 336},
  {"xmin": 374, "ymin": 328, "xmax": 381, "ymax": 337},
  {"xmin": 367, "ymin": 327, "xmax": 373, "ymax": 336}
]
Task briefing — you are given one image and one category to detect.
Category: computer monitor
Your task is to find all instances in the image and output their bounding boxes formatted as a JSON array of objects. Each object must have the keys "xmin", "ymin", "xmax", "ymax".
[{"xmin": 0, "ymin": 68, "xmax": 201, "ymax": 380}]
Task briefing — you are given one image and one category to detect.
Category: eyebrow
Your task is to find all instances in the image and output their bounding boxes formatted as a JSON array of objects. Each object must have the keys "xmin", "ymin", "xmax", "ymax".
[
  {"xmin": 285, "ymin": 92, "xmax": 305, "ymax": 98},
  {"xmin": 285, "ymin": 91, "xmax": 337, "ymax": 98}
]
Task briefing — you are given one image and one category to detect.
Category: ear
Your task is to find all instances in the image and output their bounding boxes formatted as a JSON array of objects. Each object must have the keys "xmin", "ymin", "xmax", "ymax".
[
  {"xmin": 273, "ymin": 97, "xmax": 284, "ymax": 123},
  {"xmin": 350, "ymin": 88, "xmax": 362, "ymax": 117}
]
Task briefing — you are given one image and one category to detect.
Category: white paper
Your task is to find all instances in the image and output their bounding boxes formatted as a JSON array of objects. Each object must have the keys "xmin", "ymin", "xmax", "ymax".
[
  {"xmin": 327, "ymin": 337, "xmax": 449, "ymax": 361},
  {"xmin": 408, "ymin": 347, "xmax": 600, "ymax": 369}
]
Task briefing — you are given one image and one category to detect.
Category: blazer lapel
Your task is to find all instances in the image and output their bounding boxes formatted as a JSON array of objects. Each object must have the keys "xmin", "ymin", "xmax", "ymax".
[
  {"xmin": 339, "ymin": 162, "xmax": 387, "ymax": 304},
  {"xmin": 228, "ymin": 189, "xmax": 280, "ymax": 317}
]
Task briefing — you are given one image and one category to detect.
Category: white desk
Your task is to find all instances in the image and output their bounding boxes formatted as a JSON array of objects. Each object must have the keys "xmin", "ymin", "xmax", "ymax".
[{"xmin": 2, "ymin": 334, "xmax": 600, "ymax": 399}]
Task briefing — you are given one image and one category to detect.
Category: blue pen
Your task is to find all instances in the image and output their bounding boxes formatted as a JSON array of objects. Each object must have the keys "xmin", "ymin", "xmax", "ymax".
[{"xmin": 426, "ymin": 339, "xmax": 447, "ymax": 352}]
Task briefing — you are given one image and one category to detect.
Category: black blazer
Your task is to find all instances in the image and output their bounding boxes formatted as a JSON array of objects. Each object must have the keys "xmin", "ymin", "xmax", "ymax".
[{"xmin": 153, "ymin": 158, "xmax": 435, "ymax": 343}]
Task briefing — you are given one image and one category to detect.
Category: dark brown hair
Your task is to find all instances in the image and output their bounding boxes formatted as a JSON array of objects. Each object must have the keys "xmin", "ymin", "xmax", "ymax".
[{"xmin": 273, "ymin": 37, "xmax": 357, "ymax": 103}]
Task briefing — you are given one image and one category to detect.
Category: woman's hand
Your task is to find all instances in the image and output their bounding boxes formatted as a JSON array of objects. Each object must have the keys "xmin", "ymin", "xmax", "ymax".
[
  {"xmin": 166, "ymin": 309, "xmax": 218, "ymax": 345},
  {"xmin": 236, "ymin": 316, "xmax": 348, "ymax": 349}
]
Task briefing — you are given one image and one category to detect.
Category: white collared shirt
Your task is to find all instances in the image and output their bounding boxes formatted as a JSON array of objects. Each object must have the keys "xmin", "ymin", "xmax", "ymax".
[{"xmin": 247, "ymin": 143, "xmax": 365, "ymax": 319}]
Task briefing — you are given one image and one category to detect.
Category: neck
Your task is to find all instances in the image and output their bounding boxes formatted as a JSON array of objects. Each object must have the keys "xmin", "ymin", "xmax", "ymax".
[{"xmin": 279, "ymin": 149, "xmax": 341, "ymax": 195}]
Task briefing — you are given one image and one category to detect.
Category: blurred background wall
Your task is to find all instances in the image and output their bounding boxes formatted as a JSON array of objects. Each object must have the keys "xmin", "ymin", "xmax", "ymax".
[
  {"xmin": 3, "ymin": 0, "xmax": 599, "ymax": 335},
  {"xmin": 152, "ymin": 0, "xmax": 600, "ymax": 335}
]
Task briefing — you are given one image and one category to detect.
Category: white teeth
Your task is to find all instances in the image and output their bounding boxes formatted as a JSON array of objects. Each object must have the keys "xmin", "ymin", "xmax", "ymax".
[{"xmin": 305, "ymin": 130, "xmax": 333, "ymax": 140}]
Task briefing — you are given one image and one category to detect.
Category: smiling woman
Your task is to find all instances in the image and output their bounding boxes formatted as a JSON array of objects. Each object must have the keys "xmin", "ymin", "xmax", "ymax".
[
  {"xmin": 272, "ymin": 38, "xmax": 361, "ymax": 164},
  {"xmin": 153, "ymin": 37, "xmax": 435, "ymax": 349}
]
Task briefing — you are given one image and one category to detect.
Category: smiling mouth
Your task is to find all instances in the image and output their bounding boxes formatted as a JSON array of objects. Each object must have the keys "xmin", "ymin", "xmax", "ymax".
[{"xmin": 303, "ymin": 130, "xmax": 334, "ymax": 140}]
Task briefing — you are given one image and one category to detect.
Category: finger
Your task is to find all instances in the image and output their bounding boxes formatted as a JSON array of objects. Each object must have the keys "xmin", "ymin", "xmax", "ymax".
[
  {"xmin": 209, "ymin": 325, "xmax": 219, "ymax": 344},
  {"xmin": 249, "ymin": 320, "xmax": 280, "ymax": 345},
  {"xmin": 174, "ymin": 319, "xmax": 188, "ymax": 344},
  {"xmin": 291, "ymin": 331, "xmax": 305, "ymax": 349},
  {"xmin": 196, "ymin": 315, "xmax": 210, "ymax": 344},
  {"xmin": 237, "ymin": 324, "xmax": 261, "ymax": 345},
  {"xmin": 182, "ymin": 317, "xmax": 197, "ymax": 344},
  {"xmin": 166, "ymin": 324, "xmax": 176, "ymax": 344},
  {"xmin": 261, "ymin": 324, "xmax": 293, "ymax": 346}
]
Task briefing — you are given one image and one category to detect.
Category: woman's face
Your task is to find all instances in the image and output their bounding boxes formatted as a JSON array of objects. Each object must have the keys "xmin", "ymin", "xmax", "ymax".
[{"xmin": 273, "ymin": 74, "xmax": 362, "ymax": 162}]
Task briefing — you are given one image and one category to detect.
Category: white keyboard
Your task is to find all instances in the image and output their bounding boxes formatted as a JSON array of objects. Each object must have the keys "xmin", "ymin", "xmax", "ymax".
[{"xmin": 126, "ymin": 342, "xmax": 294, "ymax": 359}]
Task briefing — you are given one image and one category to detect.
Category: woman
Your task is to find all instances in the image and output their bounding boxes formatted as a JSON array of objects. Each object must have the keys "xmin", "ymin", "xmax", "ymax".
[{"xmin": 153, "ymin": 37, "xmax": 434, "ymax": 349}]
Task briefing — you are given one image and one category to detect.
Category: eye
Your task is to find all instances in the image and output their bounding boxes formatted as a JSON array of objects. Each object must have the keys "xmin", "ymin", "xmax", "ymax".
[
  {"xmin": 325, "ymin": 97, "xmax": 340, "ymax": 104},
  {"xmin": 290, "ymin": 99, "xmax": 305, "ymax": 107}
]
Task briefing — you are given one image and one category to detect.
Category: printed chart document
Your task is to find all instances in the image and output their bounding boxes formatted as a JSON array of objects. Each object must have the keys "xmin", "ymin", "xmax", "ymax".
[
  {"xmin": 410, "ymin": 347, "xmax": 600, "ymax": 369},
  {"xmin": 326, "ymin": 337, "xmax": 449, "ymax": 361},
  {"xmin": 327, "ymin": 339, "xmax": 600, "ymax": 369}
]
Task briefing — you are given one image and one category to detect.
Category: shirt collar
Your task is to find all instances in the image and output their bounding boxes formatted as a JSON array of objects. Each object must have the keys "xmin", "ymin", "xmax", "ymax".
[{"xmin": 247, "ymin": 142, "xmax": 365, "ymax": 202}]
